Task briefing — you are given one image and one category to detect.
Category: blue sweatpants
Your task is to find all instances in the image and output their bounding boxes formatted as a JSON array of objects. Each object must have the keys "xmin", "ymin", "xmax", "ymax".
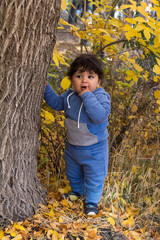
[{"xmin": 64, "ymin": 140, "xmax": 108, "ymax": 204}]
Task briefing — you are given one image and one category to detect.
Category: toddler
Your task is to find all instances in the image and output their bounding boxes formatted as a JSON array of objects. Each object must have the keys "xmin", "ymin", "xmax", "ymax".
[{"xmin": 44, "ymin": 54, "xmax": 111, "ymax": 215}]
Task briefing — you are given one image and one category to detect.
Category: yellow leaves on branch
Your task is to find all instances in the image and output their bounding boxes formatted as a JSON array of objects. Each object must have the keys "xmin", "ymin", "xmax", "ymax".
[
  {"xmin": 126, "ymin": 70, "xmax": 138, "ymax": 83},
  {"xmin": 52, "ymin": 49, "xmax": 69, "ymax": 68},
  {"xmin": 61, "ymin": 0, "xmax": 67, "ymax": 11}
]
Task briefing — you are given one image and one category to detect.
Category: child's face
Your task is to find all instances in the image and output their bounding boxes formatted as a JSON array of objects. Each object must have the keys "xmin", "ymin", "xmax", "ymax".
[{"xmin": 72, "ymin": 69, "xmax": 100, "ymax": 95}]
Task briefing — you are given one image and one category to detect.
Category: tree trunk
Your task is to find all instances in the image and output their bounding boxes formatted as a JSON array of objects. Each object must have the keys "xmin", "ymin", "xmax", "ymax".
[{"xmin": 0, "ymin": 0, "xmax": 61, "ymax": 226}]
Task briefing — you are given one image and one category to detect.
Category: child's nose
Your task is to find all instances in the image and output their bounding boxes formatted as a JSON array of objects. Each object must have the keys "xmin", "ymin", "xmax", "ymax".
[{"xmin": 82, "ymin": 76, "xmax": 87, "ymax": 82}]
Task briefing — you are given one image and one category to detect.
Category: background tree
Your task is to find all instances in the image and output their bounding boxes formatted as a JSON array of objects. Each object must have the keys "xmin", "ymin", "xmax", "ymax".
[{"xmin": 0, "ymin": 0, "xmax": 61, "ymax": 226}]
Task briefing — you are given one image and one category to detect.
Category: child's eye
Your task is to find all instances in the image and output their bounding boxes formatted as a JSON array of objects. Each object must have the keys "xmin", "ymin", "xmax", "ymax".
[
  {"xmin": 76, "ymin": 75, "xmax": 82, "ymax": 78},
  {"xmin": 88, "ymin": 75, "xmax": 94, "ymax": 79}
]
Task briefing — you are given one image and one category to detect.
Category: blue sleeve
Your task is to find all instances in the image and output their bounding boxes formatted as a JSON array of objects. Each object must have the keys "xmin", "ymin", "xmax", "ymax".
[
  {"xmin": 44, "ymin": 83, "xmax": 64, "ymax": 111},
  {"xmin": 80, "ymin": 91, "xmax": 111, "ymax": 123}
]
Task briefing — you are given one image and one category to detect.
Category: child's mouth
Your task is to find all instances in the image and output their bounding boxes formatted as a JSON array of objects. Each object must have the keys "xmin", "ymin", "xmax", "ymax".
[{"xmin": 81, "ymin": 86, "xmax": 87, "ymax": 90}]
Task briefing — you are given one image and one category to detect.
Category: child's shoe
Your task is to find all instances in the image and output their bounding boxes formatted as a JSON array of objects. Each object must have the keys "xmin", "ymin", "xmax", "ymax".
[
  {"xmin": 84, "ymin": 203, "xmax": 98, "ymax": 216},
  {"xmin": 62, "ymin": 191, "xmax": 82, "ymax": 202}
]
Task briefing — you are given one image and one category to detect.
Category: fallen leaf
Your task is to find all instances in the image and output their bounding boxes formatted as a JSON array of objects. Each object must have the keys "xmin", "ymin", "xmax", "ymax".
[
  {"xmin": 126, "ymin": 206, "xmax": 140, "ymax": 216},
  {"xmin": 88, "ymin": 228, "xmax": 97, "ymax": 238},
  {"xmin": 122, "ymin": 216, "xmax": 135, "ymax": 228},
  {"xmin": 0, "ymin": 230, "xmax": 4, "ymax": 239},
  {"xmin": 59, "ymin": 216, "xmax": 64, "ymax": 223},
  {"xmin": 13, "ymin": 223, "xmax": 26, "ymax": 232},
  {"xmin": 12, "ymin": 234, "xmax": 23, "ymax": 240},
  {"xmin": 107, "ymin": 217, "xmax": 115, "ymax": 227}
]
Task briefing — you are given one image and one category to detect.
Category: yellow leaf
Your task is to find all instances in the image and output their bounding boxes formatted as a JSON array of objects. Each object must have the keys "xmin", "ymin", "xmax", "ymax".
[
  {"xmin": 157, "ymin": 100, "xmax": 160, "ymax": 105},
  {"xmin": 122, "ymin": 216, "xmax": 135, "ymax": 228},
  {"xmin": 130, "ymin": 231, "xmax": 141, "ymax": 240},
  {"xmin": 153, "ymin": 76, "xmax": 159, "ymax": 82},
  {"xmin": 135, "ymin": 24, "xmax": 145, "ymax": 31},
  {"xmin": 68, "ymin": 1, "xmax": 76, "ymax": 9},
  {"xmin": 123, "ymin": 24, "xmax": 132, "ymax": 31},
  {"xmin": 145, "ymin": 197, "xmax": 151, "ymax": 206},
  {"xmin": 13, "ymin": 223, "xmax": 26, "ymax": 232},
  {"xmin": 47, "ymin": 230, "xmax": 54, "ymax": 238},
  {"xmin": 0, "ymin": 230, "xmax": 4, "ymax": 239},
  {"xmin": 88, "ymin": 228, "xmax": 97, "ymax": 238},
  {"xmin": 125, "ymin": 18, "xmax": 136, "ymax": 24},
  {"xmin": 52, "ymin": 230, "xmax": 59, "ymax": 240},
  {"xmin": 141, "ymin": 1, "xmax": 147, "ymax": 8},
  {"xmin": 157, "ymin": 10, "xmax": 160, "ymax": 19},
  {"xmin": 58, "ymin": 120, "xmax": 64, "ymax": 127},
  {"xmin": 132, "ymin": 165, "xmax": 138, "ymax": 174},
  {"xmin": 138, "ymin": 6, "xmax": 148, "ymax": 18},
  {"xmin": 61, "ymin": 199, "xmax": 72, "ymax": 207},
  {"xmin": 147, "ymin": 21, "xmax": 156, "ymax": 30},
  {"xmin": 127, "ymin": 206, "xmax": 140, "ymax": 216},
  {"xmin": 125, "ymin": 31, "xmax": 134, "ymax": 40},
  {"xmin": 152, "ymin": 0, "xmax": 159, "ymax": 6},
  {"xmin": 120, "ymin": 5, "xmax": 131, "ymax": 10},
  {"xmin": 154, "ymin": 90, "xmax": 160, "ymax": 99},
  {"xmin": 134, "ymin": 63, "xmax": 143, "ymax": 72},
  {"xmin": 58, "ymin": 188, "xmax": 67, "ymax": 194},
  {"xmin": 156, "ymin": 58, "xmax": 160, "ymax": 66},
  {"xmin": 154, "ymin": 34, "xmax": 160, "ymax": 46},
  {"xmin": 12, "ymin": 234, "xmax": 23, "ymax": 240},
  {"xmin": 118, "ymin": 197, "xmax": 128, "ymax": 205},
  {"xmin": 128, "ymin": 115, "xmax": 136, "ymax": 119},
  {"xmin": 134, "ymin": 17, "xmax": 145, "ymax": 22},
  {"xmin": 57, "ymin": 27, "xmax": 64, "ymax": 30},
  {"xmin": 59, "ymin": 216, "xmax": 64, "ymax": 223},
  {"xmin": 59, "ymin": 18, "xmax": 70, "ymax": 26},
  {"xmin": 61, "ymin": 0, "xmax": 67, "ymax": 11},
  {"xmin": 69, "ymin": 194, "xmax": 79, "ymax": 201},
  {"xmin": 42, "ymin": 110, "xmax": 55, "ymax": 122},
  {"xmin": 143, "ymin": 71, "xmax": 149, "ymax": 81},
  {"xmin": 53, "ymin": 54, "xmax": 59, "ymax": 67},
  {"xmin": 138, "ymin": 225, "xmax": 148, "ymax": 234},
  {"xmin": 107, "ymin": 217, "xmax": 115, "ymax": 227},
  {"xmin": 156, "ymin": 115, "xmax": 160, "ymax": 121},
  {"xmin": 155, "ymin": 108, "xmax": 159, "ymax": 113},
  {"xmin": 49, "ymin": 210, "xmax": 55, "ymax": 218},
  {"xmin": 153, "ymin": 65, "xmax": 160, "ymax": 75},
  {"xmin": 144, "ymin": 28, "xmax": 150, "ymax": 41},
  {"xmin": 61, "ymin": 76, "xmax": 71, "ymax": 90},
  {"xmin": 131, "ymin": 104, "xmax": 138, "ymax": 113}
]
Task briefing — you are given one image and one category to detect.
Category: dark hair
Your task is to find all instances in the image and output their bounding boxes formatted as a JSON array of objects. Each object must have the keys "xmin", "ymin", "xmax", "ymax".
[{"xmin": 67, "ymin": 54, "xmax": 104, "ymax": 82}]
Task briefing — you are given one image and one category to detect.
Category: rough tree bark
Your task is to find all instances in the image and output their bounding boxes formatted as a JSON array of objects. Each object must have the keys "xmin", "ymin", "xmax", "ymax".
[{"xmin": 0, "ymin": 0, "xmax": 61, "ymax": 226}]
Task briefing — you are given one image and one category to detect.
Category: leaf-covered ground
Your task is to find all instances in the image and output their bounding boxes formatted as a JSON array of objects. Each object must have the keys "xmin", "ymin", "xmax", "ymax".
[{"xmin": 0, "ymin": 188, "xmax": 126, "ymax": 240}]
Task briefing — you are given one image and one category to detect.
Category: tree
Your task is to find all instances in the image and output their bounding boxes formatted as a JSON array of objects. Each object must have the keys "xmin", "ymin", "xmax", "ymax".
[{"xmin": 0, "ymin": 0, "xmax": 61, "ymax": 226}]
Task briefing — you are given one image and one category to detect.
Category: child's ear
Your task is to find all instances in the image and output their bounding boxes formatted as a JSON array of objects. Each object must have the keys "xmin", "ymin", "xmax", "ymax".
[{"xmin": 98, "ymin": 80, "xmax": 101, "ymax": 86}]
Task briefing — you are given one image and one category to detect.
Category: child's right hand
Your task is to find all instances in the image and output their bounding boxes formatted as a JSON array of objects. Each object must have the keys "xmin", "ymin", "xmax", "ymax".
[{"xmin": 46, "ymin": 81, "xmax": 48, "ymax": 86}]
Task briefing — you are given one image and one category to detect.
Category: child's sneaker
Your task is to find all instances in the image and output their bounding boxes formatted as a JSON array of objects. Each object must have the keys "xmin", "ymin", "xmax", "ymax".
[
  {"xmin": 62, "ymin": 191, "xmax": 82, "ymax": 202},
  {"xmin": 84, "ymin": 203, "xmax": 98, "ymax": 216}
]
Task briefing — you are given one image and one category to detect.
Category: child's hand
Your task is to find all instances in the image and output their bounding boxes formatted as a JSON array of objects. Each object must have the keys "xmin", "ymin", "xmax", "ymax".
[
  {"xmin": 46, "ymin": 81, "xmax": 48, "ymax": 86},
  {"xmin": 78, "ymin": 87, "xmax": 90, "ymax": 96}
]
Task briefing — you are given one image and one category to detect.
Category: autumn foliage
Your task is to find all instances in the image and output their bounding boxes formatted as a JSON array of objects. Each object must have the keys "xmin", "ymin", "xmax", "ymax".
[{"xmin": 40, "ymin": 0, "xmax": 160, "ymax": 239}]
